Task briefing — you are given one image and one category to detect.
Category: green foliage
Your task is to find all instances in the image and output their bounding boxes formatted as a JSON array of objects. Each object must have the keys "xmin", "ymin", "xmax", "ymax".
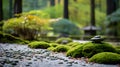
[
  {"xmin": 2, "ymin": 15, "xmax": 49, "ymax": 40},
  {"xmin": 105, "ymin": 8, "xmax": 120, "ymax": 36},
  {"xmin": 55, "ymin": 37, "xmax": 73, "ymax": 44},
  {"xmin": 82, "ymin": 42, "xmax": 116, "ymax": 58},
  {"xmin": 66, "ymin": 45, "xmax": 84, "ymax": 58},
  {"xmin": 23, "ymin": 10, "xmax": 50, "ymax": 19},
  {"xmin": 28, "ymin": 41, "xmax": 50, "ymax": 49},
  {"xmin": 42, "ymin": 5, "xmax": 63, "ymax": 18},
  {"xmin": 53, "ymin": 45, "xmax": 70, "ymax": 52},
  {"xmin": 67, "ymin": 42, "xmax": 83, "ymax": 47},
  {"xmin": 89, "ymin": 52, "xmax": 120, "ymax": 64},
  {"xmin": 51, "ymin": 19, "xmax": 80, "ymax": 35}
]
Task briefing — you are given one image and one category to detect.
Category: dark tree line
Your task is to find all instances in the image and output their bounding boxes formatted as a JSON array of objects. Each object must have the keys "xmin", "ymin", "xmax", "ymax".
[{"xmin": 0, "ymin": 0, "xmax": 3, "ymax": 21}]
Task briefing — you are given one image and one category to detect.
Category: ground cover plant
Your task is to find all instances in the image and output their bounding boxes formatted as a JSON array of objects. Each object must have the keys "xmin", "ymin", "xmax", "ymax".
[
  {"xmin": 28, "ymin": 41, "xmax": 50, "ymax": 49},
  {"xmin": 89, "ymin": 52, "xmax": 120, "ymax": 64}
]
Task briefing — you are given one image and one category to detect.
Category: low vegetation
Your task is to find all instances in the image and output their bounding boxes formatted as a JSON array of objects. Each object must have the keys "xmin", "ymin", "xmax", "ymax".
[
  {"xmin": 89, "ymin": 52, "xmax": 120, "ymax": 64},
  {"xmin": 28, "ymin": 41, "xmax": 50, "ymax": 49}
]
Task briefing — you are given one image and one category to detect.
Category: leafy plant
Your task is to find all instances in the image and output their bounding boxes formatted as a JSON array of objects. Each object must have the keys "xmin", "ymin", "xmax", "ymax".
[
  {"xmin": 105, "ymin": 8, "xmax": 120, "ymax": 36},
  {"xmin": 89, "ymin": 52, "xmax": 120, "ymax": 64},
  {"xmin": 51, "ymin": 19, "xmax": 80, "ymax": 36},
  {"xmin": 28, "ymin": 41, "xmax": 50, "ymax": 49},
  {"xmin": 2, "ymin": 15, "xmax": 49, "ymax": 40}
]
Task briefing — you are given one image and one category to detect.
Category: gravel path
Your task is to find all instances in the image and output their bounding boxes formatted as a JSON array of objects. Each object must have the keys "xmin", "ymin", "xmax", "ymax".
[{"xmin": 0, "ymin": 43, "xmax": 119, "ymax": 67}]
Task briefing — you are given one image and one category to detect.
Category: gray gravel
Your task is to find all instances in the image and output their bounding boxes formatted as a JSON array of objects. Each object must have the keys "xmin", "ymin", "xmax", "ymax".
[{"xmin": 0, "ymin": 43, "xmax": 119, "ymax": 67}]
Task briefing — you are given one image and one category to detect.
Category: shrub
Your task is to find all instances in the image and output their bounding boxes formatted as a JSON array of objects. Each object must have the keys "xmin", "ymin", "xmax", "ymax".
[
  {"xmin": 89, "ymin": 52, "xmax": 120, "ymax": 64},
  {"xmin": 55, "ymin": 37, "xmax": 73, "ymax": 44},
  {"xmin": 66, "ymin": 45, "xmax": 84, "ymax": 58},
  {"xmin": 54, "ymin": 45, "xmax": 70, "ymax": 52},
  {"xmin": 28, "ymin": 41, "xmax": 50, "ymax": 49},
  {"xmin": 67, "ymin": 42, "xmax": 82, "ymax": 47},
  {"xmin": 51, "ymin": 19, "xmax": 81, "ymax": 36},
  {"xmin": 2, "ymin": 15, "xmax": 49, "ymax": 40},
  {"xmin": 82, "ymin": 42, "xmax": 116, "ymax": 58}
]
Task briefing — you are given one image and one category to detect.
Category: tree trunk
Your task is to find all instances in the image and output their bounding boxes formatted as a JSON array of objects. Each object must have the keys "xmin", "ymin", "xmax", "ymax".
[
  {"xmin": 9, "ymin": 0, "xmax": 13, "ymax": 18},
  {"xmin": 106, "ymin": 0, "xmax": 117, "ymax": 15},
  {"xmin": 50, "ymin": 0, "xmax": 55, "ymax": 6},
  {"xmin": 0, "ymin": 0, "xmax": 3, "ymax": 21},
  {"xmin": 63, "ymin": 0, "xmax": 69, "ymax": 19},
  {"xmin": 14, "ymin": 0, "xmax": 22, "ymax": 17},
  {"xmin": 90, "ymin": 0, "xmax": 95, "ymax": 26}
]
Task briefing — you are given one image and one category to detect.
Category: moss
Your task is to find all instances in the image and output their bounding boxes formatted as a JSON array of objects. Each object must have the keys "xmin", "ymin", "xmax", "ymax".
[
  {"xmin": 0, "ymin": 31, "xmax": 29, "ymax": 44},
  {"xmin": 53, "ymin": 45, "xmax": 70, "ymax": 52},
  {"xmin": 55, "ymin": 37, "xmax": 73, "ymax": 44},
  {"xmin": 50, "ymin": 43, "xmax": 59, "ymax": 47},
  {"xmin": 47, "ymin": 47, "xmax": 55, "ymax": 51},
  {"xmin": 89, "ymin": 52, "xmax": 120, "ymax": 64},
  {"xmin": 82, "ymin": 42, "xmax": 116, "ymax": 58},
  {"xmin": 28, "ymin": 41, "xmax": 50, "ymax": 49},
  {"xmin": 67, "ymin": 42, "xmax": 83, "ymax": 47},
  {"xmin": 66, "ymin": 45, "xmax": 84, "ymax": 58}
]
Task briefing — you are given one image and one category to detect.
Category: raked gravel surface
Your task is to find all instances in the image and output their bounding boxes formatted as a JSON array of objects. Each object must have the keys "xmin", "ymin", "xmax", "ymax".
[{"xmin": 0, "ymin": 43, "xmax": 119, "ymax": 67}]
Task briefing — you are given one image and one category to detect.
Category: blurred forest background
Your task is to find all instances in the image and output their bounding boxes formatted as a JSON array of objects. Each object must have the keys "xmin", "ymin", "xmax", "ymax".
[{"xmin": 0, "ymin": 0, "xmax": 120, "ymax": 41}]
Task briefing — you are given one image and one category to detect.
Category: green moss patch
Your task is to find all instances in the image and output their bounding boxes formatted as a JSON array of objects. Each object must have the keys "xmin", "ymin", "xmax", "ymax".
[
  {"xmin": 53, "ymin": 45, "xmax": 70, "ymax": 52},
  {"xmin": 55, "ymin": 37, "xmax": 73, "ymax": 44},
  {"xmin": 82, "ymin": 42, "xmax": 116, "ymax": 58},
  {"xmin": 28, "ymin": 41, "xmax": 50, "ymax": 49},
  {"xmin": 0, "ymin": 31, "xmax": 29, "ymax": 44},
  {"xmin": 89, "ymin": 52, "xmax": 120, "ymax": 64},
  {"xmin": 66, "ymin": 45, "xmax": 84, "ymax": 58}
]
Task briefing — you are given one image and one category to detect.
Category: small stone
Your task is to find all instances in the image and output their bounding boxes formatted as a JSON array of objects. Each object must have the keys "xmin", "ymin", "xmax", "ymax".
[{"xmin": 58, "ymin": 62, "xmax": 63, "ymax": 64}]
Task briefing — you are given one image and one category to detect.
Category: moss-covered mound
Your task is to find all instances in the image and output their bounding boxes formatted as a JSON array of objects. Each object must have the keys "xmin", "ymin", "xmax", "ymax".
[
  {"xmin": 28, "ymin": 41, "xmax": 50, "ymax": 49},
  {"xmin": 66, "ymin": 45, "xmax": 84, "ymax": 58},
  {"xmin": 53, "ymin": 45, "xmax": 70, "ymax": 52},
  {"xmin": 67, "ymin": 42, "xmax": 83, "ymax": 47},
  {"xmin": 55, "ymin": 37, "xmax": 73, "ymax": 44},
  {"xmin": 82, "ymin": 42, "xmax": 116, "ymax": 58},
  {"xmin": 0, "ymin": 31, "xmax": 29, "ymax": 44},
  {"xmin": 66, "ymin": 42, "xmax": 117, "ymax": 58},
  {"xmin": 50, "ymin": 43, "xmax": 59, "ymax": 47},
  {"xmin": 47, "ymin": 47, "xmax": 55, "ymax": 51},
  {"xmin": 89, "ymin": 52, "xmax": 120, "ymax": 64}
]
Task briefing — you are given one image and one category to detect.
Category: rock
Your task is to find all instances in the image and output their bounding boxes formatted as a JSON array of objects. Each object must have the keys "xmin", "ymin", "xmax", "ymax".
[{"xmin": 58, "ymin": 61, "xmax": 63, "ymax": 64}]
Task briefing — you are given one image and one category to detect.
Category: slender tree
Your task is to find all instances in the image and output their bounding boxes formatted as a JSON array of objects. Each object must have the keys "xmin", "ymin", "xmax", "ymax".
[
  {"xmin": 9, "ymin": 0, "xmax": 13, "ymax": 18},
  {"xmin": 0, "ymin": 0, "xmax": 3, "ymax": 21},
  {"xmin": 50, "ymin": 0, "xmax": 55, "ymax": 6},
  {"xmin": 106, "ymin": 0, "xmax": 117, "ymax": 15},
  {"xmin": 90, "ymin": 0, "xmax": 95, "ymax": 26},
  {"xmin": 14, "ymin": 0, "xmax": 22, "ymax": 17},
  {"xmin": 63, "ymin": 0, "xmax": 69, "ymax": 19}
]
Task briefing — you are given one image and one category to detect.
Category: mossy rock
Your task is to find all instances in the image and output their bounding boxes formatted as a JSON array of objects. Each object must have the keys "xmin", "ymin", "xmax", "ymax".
[
  {"xmin": 55, "ymin": 37, "xmax": 73, "ymax": 44},
  {"xmin": 66, "ymin": 45, "xmax": 84, "ymax": 58},
  {"xmin": 67, "ymin": 42, "xmax": 83, "ymax": 47},
  {"xmin": 28, "ymin": 41, "xmax": 50, "ymax": 49},
  {"xmin": 53, "ymin": 45, "xmax": 70, "ymax": 52},
  {"xmin": 89, "ymin": 52, "xmax": 120, "ymax": 64},
  {"xmin": 82, "ymin": 42, "xmax": 116, "ymax": 58}
]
